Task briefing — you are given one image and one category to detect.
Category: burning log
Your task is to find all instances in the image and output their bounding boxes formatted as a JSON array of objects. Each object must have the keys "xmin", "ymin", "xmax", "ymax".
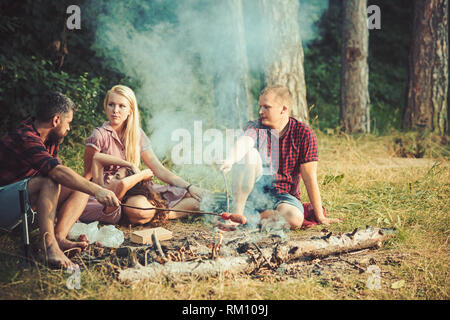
[{"xmin": 265, "ymin": 226, "xmax": 394, "ymax": 263}]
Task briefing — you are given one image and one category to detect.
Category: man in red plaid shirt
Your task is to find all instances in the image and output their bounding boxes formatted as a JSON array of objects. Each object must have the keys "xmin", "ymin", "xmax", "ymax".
[
  {"xmin": 0, "ymin": 92, "xmax": 119, "ymax": 268},
  {"xmin": 220, "ymin": 86, "xmax": 341, "ymax": 229}
]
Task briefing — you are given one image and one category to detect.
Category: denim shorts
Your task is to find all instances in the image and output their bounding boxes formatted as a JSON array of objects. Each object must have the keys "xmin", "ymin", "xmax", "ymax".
[
  {"xmin": 200, "ymin": 175, "xmax": 304, "ymax": 222},
  {"xmin": 245, "ymin": 175, "xmax": 304, "ymax": 214},
  {"xmin": 0, "ymin": 179, "xmax": 36, "ymax": 231}
]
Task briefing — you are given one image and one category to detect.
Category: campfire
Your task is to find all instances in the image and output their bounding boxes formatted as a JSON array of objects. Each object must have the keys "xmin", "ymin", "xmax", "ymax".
[
  {"xmin": 98, "ymin": 222, "xmax": 395, "ymax": 282},
  {"xmin": 72, "ymin": 197, "xmax": 395, "ymax": 283}
]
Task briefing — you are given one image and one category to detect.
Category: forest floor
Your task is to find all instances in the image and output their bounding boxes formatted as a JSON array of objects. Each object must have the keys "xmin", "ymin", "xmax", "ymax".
[{"xmin": 0, "ymin": 132, "xmax": 448, "ymax": 300}]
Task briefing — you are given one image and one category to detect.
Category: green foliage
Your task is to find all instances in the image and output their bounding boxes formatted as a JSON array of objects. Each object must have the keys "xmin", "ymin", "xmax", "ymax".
[
  {"xmin": 322, "ymin": 172, "xmax": 345, "ymax": 185},
  {"xmin": 0, "ymin": 0, "xmax": 131, "ymax": 143},
  {"xmin": 0, "ymin": 52, "xmax": 107, "ymax": 140},
  {"xmin": 305, "ymin": 0, "xmax": 413, "ymax": 133}
]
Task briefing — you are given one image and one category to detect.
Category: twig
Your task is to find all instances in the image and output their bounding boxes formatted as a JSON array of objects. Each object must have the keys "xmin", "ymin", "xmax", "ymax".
[
  {"xmin": 144, "ymin": 249, "xmax": 149, "ymax": 266},
  {"xmin": 42, "ymin": 232, "xmax": 49, "ymax": 267},
  {"xmin": 348, "ymin": 228, "xmax": 359, "ymax": 239},
  {"xmin": 347, "ymin": 249, "xmax": 369, "ymax": 256},
  {"xmin": 252, "ymin": 242, "xmax": 276, "ymax": 271},
  {"xmin": 211, "ymin": 243, "xmax": 216, "ymax": 260},
  {"xmin": 152, "ymin": 233, "xmax": 167, "ymax": 262},
  {"xmin": 338, "ymin": 256, "xmax": 365, "ymax": 273},
  {"xmin": 63, "ymin": 247, "xmax": 81, "ymax": 256}
]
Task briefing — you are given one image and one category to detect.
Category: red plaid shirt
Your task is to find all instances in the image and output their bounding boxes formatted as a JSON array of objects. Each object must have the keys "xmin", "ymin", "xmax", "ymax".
[
  {"xmin": 244, "ymin": 117, "xmax": 318, "ymax": 201},
  {"xmin": 0, "ymin": 118, "xmax": 61, "ymax": 186}
]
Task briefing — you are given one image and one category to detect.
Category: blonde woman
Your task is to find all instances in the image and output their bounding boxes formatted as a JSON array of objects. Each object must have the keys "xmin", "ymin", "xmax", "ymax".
[{"xmin": 83, "ymin": 85, "xmax": 206, "ymax": 224}]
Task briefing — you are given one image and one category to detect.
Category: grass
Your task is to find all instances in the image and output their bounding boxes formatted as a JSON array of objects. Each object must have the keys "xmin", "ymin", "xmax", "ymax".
[{"xmin": 0, "ymin": 131, "xmax": 448, "ymax": 300}]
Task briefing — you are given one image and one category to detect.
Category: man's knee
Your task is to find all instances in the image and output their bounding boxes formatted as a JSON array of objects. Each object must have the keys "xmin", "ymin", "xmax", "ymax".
[
  {"xmin": 276, "ymin": 203, "xmax": 304, "ymax": 230},
  {"xmin": 231, "ymin": 148, "xmax": 263, "ymax": 195},
  {"xmin": 240, "ymin": 148, "xmax": 262, "ymax": 175},
  {"xmin": 28, "ymin": 176, "xmax": 61, "ymax": 205},
  {"xmin": 58, "ymin": 188, "xmax": 89, "ymax": 209},
  {"xmin": 244, "ymin": 147, "xmax": 262, "ymax": 165},
  {"xmin": 28, "ymin": 176, "xmax": 59, "ymax": 192}
]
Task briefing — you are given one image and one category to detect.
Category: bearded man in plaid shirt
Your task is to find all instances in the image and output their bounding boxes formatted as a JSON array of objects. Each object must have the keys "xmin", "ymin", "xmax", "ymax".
[
  {"xmin": 220, "ymin": 86, "xmax": 341, "ymax": 229},
  {"xmin": 0, "ymin": 92, "xmax": 119, "ymax": 268}
]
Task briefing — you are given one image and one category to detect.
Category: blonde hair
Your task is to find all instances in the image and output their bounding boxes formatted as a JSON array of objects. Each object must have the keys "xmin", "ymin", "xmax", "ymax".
[
  {"xmin": 261, "ymin": 85, "xmax": 293, "ymax": 109},
  {"xmin": 104, "ymin": 85, "xmax": 141, "ymax": 167}
]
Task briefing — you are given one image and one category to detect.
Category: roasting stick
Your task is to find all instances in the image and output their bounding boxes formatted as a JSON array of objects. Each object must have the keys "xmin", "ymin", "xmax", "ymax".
[
  {"xmin": 120, "ymin": 203, "xmax": 247, "ymax": 224},
  {"xmin": 222, "ymin": 171, "xmax": 230, "ymax": 213},
  {"xmin": 121, "ymin": 203, "xmax": 218, "ymax": 215}
]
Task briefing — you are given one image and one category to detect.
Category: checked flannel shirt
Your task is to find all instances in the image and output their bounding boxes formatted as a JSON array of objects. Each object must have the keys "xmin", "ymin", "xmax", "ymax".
[
  {"xmin": 0, "ymin": 118, "xmax": 61, "ymax": 186},
  {"xmin": 243, "ymin": 117, "xmax": 319, "ymax": 201}
]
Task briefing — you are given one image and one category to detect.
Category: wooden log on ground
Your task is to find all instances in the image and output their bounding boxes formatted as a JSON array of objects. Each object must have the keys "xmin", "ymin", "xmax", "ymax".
[
  {"xmin": 118, "ymin": 257, "xmax": 250, "ymax": 282},
  {"xmin": 267, "ymin": 227, "xmax": 394, "ymax": 263}
]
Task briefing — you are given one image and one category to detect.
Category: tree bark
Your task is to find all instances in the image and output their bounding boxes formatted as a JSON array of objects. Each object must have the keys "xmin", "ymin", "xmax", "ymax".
[
  {"xmin": 212, "ymin": 0, "xmax": 254, "ymax": 129},
  {"xmin": 403, "ymin": 0, "xmax": 448, "ymax": 135},
  {"xmin": 260, "ymin": 0, "xmax": 309, "ymax": 123},
  {"xmin": 340, "ymin": 0, "xmax": 370, "ymax": 133}
]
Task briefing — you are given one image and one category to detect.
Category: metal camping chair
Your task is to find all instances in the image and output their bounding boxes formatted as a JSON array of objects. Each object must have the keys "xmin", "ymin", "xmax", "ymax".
[
  {"xmin": 19, "ymin": 189, "xmax": 33, "ymax": 261},
  {"xmin": 0, "ymin": 188, "xmax": 35, "ymax": 263}
]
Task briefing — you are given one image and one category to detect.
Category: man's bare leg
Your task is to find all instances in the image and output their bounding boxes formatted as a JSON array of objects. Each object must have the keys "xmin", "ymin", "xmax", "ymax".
[
  {"xmin": 55, "ymin": 186, "xmax": 89, "ymax": 253},
  {"xmin": 260, "ymin": 203, "xmax": 304, "ymax": 230},
  {"xmin": 27, "ymin": 177, "xmax": 76, "ymax": 268},
  {"xmin": 231, "ymin": 148, "xmax": 262, "ymax": 216}
]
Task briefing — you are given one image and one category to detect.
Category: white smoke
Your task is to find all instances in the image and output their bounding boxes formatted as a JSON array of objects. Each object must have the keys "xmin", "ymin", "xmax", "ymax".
[{"xmin": 90, "ymin": 0, "xmax": 328, "ymax": 159}]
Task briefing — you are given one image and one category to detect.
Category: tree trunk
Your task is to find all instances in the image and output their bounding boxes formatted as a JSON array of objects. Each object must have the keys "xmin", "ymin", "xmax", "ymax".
[
  {"xmin": 260, "ymin": 0, "xmax": 309, "ymax": 123},
  {"xmin": 212, "ymin": 0, "xmax": 254, "ymax": 129},
  {"xmin": 403, "ymin": 0, "xmax": 448, "ymax": 135},
  {"xmin": 340, "ymin": 0, "xmax": 370, "ymax": 133}
]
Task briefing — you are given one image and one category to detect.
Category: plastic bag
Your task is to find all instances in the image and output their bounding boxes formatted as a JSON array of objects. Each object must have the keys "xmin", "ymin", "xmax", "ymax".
[
  {"xmin": 68, "ymin": 221, "xmax": 99, "ymax": 244},
  {"xmin": 68, "ymin": 222, "xmax": 124, "ymax": 248},
  {"xmin": 96, "ymin": 225, "xmax": 124, "ymax": 248}
]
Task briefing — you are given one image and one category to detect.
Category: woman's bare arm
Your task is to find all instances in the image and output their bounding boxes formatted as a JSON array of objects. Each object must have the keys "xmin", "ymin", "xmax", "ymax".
[
  {"xmin": 84, "ymin": 146, "xmax": 98, "ymax": 180},
  {"xmin": 89, "ymin": 153, "xmax": 152, "ymax": 214},
  {"xmin": 114, "ymin": 169, "xmax": 154, "ymax": 200}
]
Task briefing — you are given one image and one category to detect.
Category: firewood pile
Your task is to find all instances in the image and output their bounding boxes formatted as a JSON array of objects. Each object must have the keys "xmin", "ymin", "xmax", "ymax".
[{"xmin": 98, "ymin": 225, "xmax": 395, "ymax": 283}]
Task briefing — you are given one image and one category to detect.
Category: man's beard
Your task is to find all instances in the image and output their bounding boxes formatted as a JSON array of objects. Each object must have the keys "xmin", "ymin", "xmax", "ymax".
[{"xmin": 48, "ymin": 129, "xmax": 65, "ymax": 144}]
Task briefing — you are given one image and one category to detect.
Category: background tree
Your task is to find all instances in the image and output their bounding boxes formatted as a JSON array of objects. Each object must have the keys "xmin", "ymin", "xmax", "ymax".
[
  {"xmin": 212, "ymin": 0, "xmax": 253, "ymax": 129},
  {"xmin": 340, "ymin": 0, "xmax": 370, "ymax": 133},
  {"xmin": 403, "ymin": 0, "xmax": 448, "ymax": 135},
  {"xmin": 259, "ymin": 0, "xmax": 309, "ymax": 122}
]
